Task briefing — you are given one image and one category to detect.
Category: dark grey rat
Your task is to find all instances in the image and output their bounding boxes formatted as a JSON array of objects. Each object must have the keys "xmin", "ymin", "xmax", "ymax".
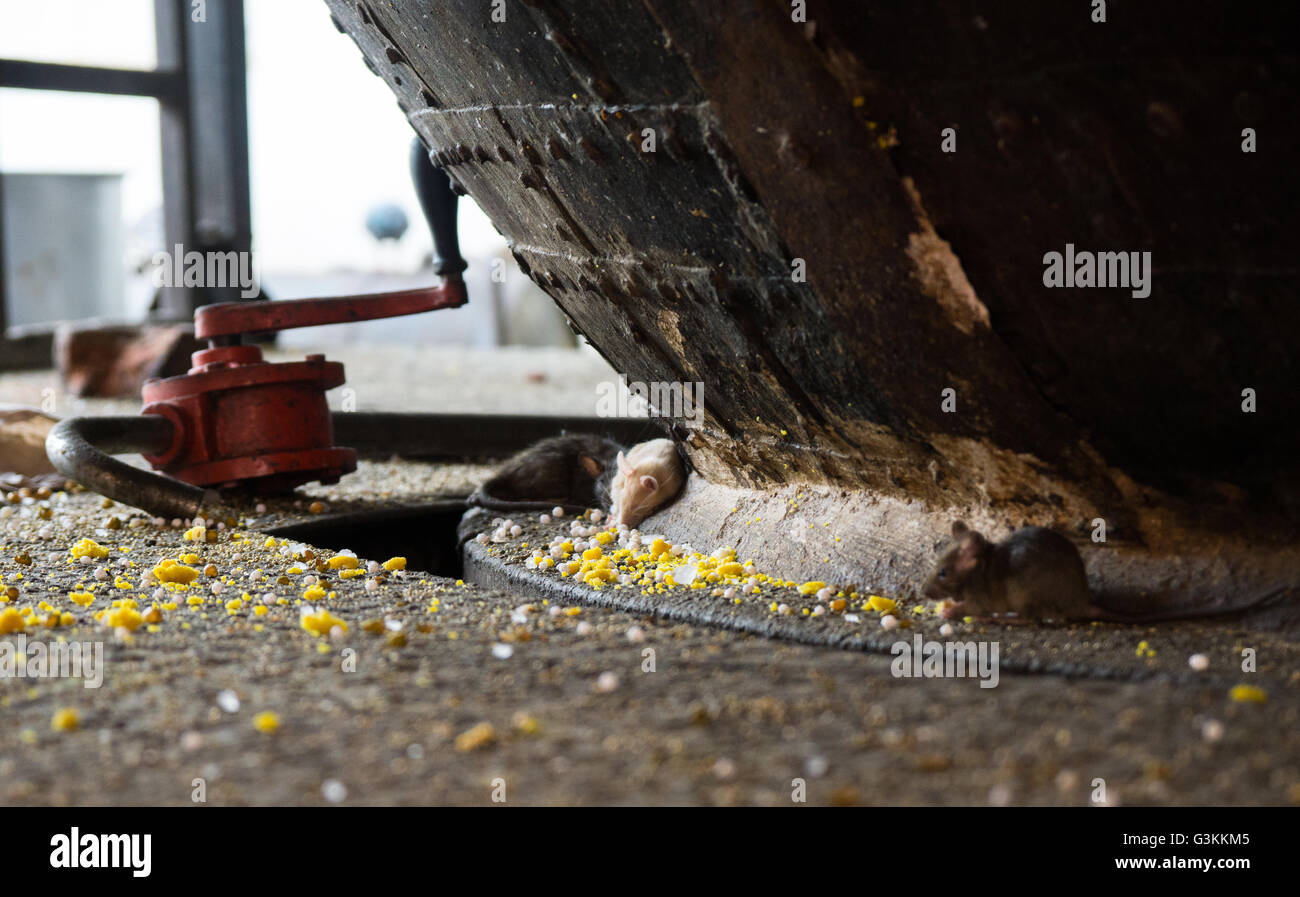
[
  {"xmin": 924, "ymin": 521, "xmax": 1282, "ymax": 623},
  {"xmin": 468, "ymin": 433, "xmax": 623, "ymax": 516}
]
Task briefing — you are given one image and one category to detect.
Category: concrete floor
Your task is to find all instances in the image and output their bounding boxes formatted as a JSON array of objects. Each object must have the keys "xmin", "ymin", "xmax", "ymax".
[{"xmin": 1, "ymin": 348, "xmax": 1296, "ymax": 805}]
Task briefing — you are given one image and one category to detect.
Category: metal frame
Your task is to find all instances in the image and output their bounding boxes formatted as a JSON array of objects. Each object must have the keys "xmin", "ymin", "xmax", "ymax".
[{"xmin": 0, "ymin": 0, "xmax": 252, "ymax": 368}]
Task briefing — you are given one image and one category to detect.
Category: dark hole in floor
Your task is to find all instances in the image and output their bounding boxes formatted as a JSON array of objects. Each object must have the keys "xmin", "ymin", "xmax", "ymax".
[{"xmin": 264, "ymin": 501, "xmax": 467, "ymax": 579}]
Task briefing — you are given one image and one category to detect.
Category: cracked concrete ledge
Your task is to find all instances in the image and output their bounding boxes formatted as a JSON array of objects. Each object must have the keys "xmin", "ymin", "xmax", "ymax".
[
  {"xmin": 625, "ymin": 475, "xmax": 1300, "ymax": 624},
  {"xmin": 458, "ymin": 508, "xmax": 1300, "ymax": 686}
]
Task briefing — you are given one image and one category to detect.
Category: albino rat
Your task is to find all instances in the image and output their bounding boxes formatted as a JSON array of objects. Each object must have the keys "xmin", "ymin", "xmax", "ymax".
[
  {"xmin": 924, "ymin": 521, "xmax": 1282, "ymax": 623},
  {"xmin": 469, "ymin": 434, "xmax": 684, "ymax": 526},
  {"xmin": 607, "ymin": 437, "xmax": 686, "ymax": 527}
]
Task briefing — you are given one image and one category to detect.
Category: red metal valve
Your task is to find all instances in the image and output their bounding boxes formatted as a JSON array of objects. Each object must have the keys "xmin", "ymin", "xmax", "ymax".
[
  {"xmin": 140, "ymin": 278, "xmax": 467, "ymax": 493},
  {"xmin": 139, "ymin": 138, "xmax": 469, "ymax": 494}
]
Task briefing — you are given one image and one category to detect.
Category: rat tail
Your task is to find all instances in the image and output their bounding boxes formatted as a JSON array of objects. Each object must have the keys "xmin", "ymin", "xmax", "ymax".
[{"xmin": 1089, "ymin": 585, "xmax": 1291, "ymax": 623}]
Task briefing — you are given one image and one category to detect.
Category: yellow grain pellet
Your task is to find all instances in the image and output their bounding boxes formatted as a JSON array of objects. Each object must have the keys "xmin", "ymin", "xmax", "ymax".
[
  {"xmin": 51, "ymin": 707, "xmax": 80, "ymax": 731},
  {"xmin": 253, "ymin": 711, "xmax": 280, "ymax": 733},
  {"xmin": 454, "ymin": 722, "xmax": 497, "ymax": 752}
]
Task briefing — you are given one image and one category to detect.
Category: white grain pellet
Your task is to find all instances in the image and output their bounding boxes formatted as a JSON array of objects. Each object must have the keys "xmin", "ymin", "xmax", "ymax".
[{"xmin": 321, "ymin": 780, "xmax": 347, "ymax": 803}]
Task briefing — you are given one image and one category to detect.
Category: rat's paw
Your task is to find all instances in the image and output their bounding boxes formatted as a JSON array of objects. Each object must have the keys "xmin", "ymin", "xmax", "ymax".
[{"xmin": 938, "ymin": 600, "xmax": 965, "ymax": 620}]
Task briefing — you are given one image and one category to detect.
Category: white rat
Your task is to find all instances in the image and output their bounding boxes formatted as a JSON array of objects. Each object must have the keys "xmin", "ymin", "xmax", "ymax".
[{"xmin": 608, "ymin": 437, "xmax": 686, "ymax": 527}]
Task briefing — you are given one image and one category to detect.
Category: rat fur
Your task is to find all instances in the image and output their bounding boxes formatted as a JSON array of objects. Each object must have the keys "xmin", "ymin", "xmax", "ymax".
[
  {"xmin": 468, "ymin": 434, "xmax": 685, "ymax": 526},
  {"xmin": 924, "ymin": 521, "xmax": 1282, "ymax": 624},
  {"xmin": 468, "ymin": 434, "xmax": 622, "ymax": 515}
]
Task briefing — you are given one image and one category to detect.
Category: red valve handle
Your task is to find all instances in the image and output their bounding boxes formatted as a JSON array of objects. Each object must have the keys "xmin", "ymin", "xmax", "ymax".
[{"xmin": 194, "ymin": 277, "xmax": 467, "ymax": 341}]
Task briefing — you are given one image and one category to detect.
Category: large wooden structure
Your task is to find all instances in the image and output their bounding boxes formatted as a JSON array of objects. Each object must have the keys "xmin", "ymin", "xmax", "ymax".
[{"xmin": 325, "ymin": 0, "xmax": 1298, "ymax": 561}]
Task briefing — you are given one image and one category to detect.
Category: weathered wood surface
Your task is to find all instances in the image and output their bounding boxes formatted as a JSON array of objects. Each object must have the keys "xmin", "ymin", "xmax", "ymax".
[{"xmin": 324, "ymin": 0, "xmax": 1298, "ymax": 548}]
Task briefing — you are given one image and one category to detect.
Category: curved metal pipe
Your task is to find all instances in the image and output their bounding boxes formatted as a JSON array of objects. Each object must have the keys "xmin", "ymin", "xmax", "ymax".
[
  {"xmin": 46, "ymin": 412, "xmax": 670, "ymax": 516},
  {"xmin": 46, "ymin": 415, "xmax": 211, "ymax": 519}
]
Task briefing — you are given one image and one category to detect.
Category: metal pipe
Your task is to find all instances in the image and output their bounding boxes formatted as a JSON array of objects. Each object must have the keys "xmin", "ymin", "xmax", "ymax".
[
  {"xmin": 46, "ymin": 412, "xmax": 671, "ymax": 515},
  {"xmin": 45, "ymin": 415, "xmax": 210, "ymax": 519}
]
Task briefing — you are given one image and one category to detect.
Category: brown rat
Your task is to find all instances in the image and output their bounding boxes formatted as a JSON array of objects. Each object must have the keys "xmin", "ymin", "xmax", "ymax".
[{"xmin": 923, "ymin": 521, "xmax": 1282, "ymax": 624}]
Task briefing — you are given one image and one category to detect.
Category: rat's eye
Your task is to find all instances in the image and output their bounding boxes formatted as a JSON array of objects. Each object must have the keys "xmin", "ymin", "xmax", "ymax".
[{"xmin": 938, "ymin": 568, "xmax": 948, "ymax": 580}]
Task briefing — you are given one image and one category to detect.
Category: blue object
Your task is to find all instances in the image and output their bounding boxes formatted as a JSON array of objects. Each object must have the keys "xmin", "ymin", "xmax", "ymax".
[{"xmin": 365, "ymin": 203, "xmax": 409, "ymax": 242}]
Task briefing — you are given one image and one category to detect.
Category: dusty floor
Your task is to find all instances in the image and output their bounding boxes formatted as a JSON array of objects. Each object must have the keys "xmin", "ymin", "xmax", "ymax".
[
  {"xmin": 0, "ymin": 466, "xmax": 1295, "ymax": 806},
  {"xmin": 1, "ymin": 349, "xmax": 1296, "ymax": 806}
]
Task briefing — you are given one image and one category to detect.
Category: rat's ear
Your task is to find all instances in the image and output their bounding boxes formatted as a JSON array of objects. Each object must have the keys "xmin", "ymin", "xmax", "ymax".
[
  {"xmin": 617, "ymin": 451, "xmax": 634, "ymax": 477},
  {"xmin": 640, "ymin": 475, "xmax": 659, "ymax": 492},
  {"xmin": 953, "ymin": 530, "xmax": 988, "ymax": 574},
  {"xmin": 954, "ymin": 538, "xmax": 981, "ymax": 574},
  {"xmin": 951, "ymin": 521, "xmax": 969, "ymax": 538},
  {"xmin": 578, "ymin": 454, "xmax": 601, "ymax": 478}
]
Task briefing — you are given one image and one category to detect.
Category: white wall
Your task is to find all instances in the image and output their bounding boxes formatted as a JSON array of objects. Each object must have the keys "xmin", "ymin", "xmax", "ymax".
[{"xmin": 0, "ymin": 0, "xmax": 557, "ymax": 341}]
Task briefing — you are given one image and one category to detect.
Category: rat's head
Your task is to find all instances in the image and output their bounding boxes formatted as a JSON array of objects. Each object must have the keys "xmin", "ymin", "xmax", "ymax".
[
  {"xmin": 924, "ymin": 521, "xmax": 991, "ymax": 600},
  {"xmin": 609, "ymin": 438, "xmax": 685, "ymax": 527}
]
